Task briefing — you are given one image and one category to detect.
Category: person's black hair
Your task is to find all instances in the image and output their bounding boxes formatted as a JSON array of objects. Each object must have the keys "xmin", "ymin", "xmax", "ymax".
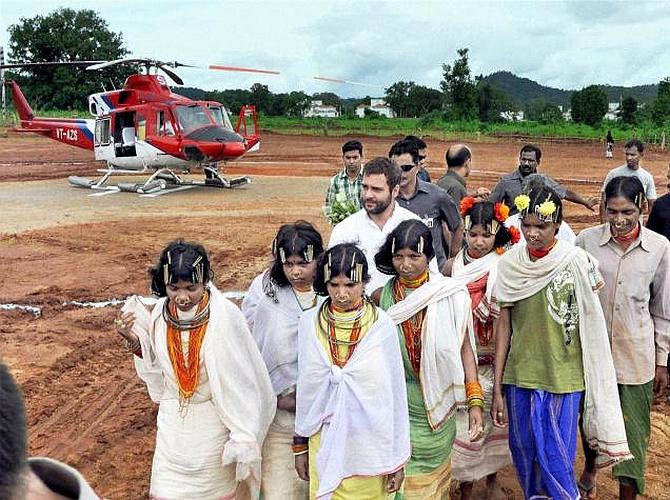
[
  {"xmin": 342, "ymin": 139, "xmax": 363, "ymax": 156},
  {"xmin": 0, "ymin": 362, "xmax": 28, "ymax": 498},
  {"xmin": 604, "ymin": 175, "xmax": 645, "ymax": 210},
  {"xmin": 313, "ymin": 243, "xmax": 369, "ymax": 296},
  {"xmin": 362, "ymin": 156, "xmax": 402, "ymax": 190},
  {"xmin": 388, "ymin": 138, "xmax": 420, "ymax": 164},
  {"xmin": 404, "ymin": 135, "xmax": 427, "ymax": 150},
  {"xmin": 466, "ymin": 201, "xmax": 512, "ymax": 250},
  {"xmin": 519, "ymin": 143, "xmax": 542, "ymax": 163},
  {"xmin": 624, "ymin": 138, "xmax": 644, "ymax": 153},
  {"xmin": 446, "ymin": 145, "xmax": 471, "ymax": 168},
  {"xmin": 375, "ymin": 220, "xmax": 434, "ymax": 275},
  {"xmin": 149, "ymin": 240, "xmax": 212, "ymax": 297},
  {"xmin": 270, "ymin": 220, "xmax": 324, "ymax": 287},
  {"xmin": 521, "ymin": 186, "xmax": 563, "ymax": 224}
]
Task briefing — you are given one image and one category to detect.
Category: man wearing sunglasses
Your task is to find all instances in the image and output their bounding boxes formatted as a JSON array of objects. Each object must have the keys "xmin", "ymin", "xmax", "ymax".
[
  {"xmin": 390, "ymin": 139, "xmax": 463, "ymax": 271},
  {"xmin": 404, "ymin": 135, "xmax": 431, "ymax": 183},
  {"xmin": 489, "ymin": 144, "xmax": 598, "ymax": 214}
]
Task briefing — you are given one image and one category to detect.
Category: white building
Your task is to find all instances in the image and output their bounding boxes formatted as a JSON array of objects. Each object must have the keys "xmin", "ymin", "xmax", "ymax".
[
  {"xmin": 500, "ymin": 110, "xmax": 525, "ymax": 121},
  {"xmin": 604, "ymin": 102, "xmax": 620, "ymax": 121},
  {"xmin": 304, "ymin": 100, "xmax": 339, "ymax": 118},
  {"xmin": 355, "ymin": 98, "xmax": 395, "ymax": 118}
]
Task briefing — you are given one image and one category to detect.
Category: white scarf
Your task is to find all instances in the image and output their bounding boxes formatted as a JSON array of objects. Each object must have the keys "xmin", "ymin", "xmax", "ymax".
[
  {"xmin": 123, "ymin": 285, "xmax": 276, "ymax": 492},
  {"xmin": 451, "ymin": 249, "xmax": 500, "ymax": 302},
  {"xmin": 494, "ymin": 241, "xmax": 632, "ymax": 467},
  {"xmin": 384, "ymin": 274, "xmax": 474, "ymax": 428},
  {"xmin": 242, "ymin": 271, "xmax": 322, "ymax": 395},
  {"xmin": 295, "ymin": 307, "xmax": 410, "ymax": 499}
]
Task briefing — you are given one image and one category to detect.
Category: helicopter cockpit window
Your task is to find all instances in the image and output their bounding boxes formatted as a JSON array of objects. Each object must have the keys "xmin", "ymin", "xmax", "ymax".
[
  {"xmin": 175, "ymin": 104, "xmax": 212, "ymax": 134},
  {"xmin": 157, "ymin": 111, "xmax": 175, "ymax": 137},
  {"xmin": 208, "ymin": 105, "xmax": 233, "ymax": 130}
]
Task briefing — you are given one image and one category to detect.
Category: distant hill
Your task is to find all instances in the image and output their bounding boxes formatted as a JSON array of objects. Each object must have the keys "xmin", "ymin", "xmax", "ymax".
[{"xmin": 483, "ymin": 71, "xmax": 659, "ymax": 107}]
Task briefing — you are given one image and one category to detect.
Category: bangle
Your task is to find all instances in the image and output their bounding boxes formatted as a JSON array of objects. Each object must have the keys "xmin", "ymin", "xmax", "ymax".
[
  {"xmin": 124, "ymin": 338, "xmax": 141, "ymax": 354},
  {"xmin": 292, "ymin": 443, "xmax": 308, "ymax": 454},
  {"xmin": 293, "ymin": 449, "xmax": 308, "ymax": 456},
  {"xmin": 465, "ymin": 381, "xmax": 483, "ymax": 399},
  {"xmin": 467, "ymin": 398, "xmax": 485, "ymax": 409}
]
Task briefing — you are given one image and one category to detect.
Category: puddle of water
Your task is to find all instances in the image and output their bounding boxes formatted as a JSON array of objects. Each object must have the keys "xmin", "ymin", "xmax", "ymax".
[{"xmin": 1, "ymin": 291, "xmax": 247, "ymax": 316}]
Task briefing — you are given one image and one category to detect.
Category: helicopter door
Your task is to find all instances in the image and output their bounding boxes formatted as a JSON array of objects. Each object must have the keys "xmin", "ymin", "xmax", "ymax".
[
  {"xmin": 93, "ymin": 117, "xmax": 114, "ymax": 162},
  {"xmin": 236, "ymin": 105, "xmax": 260, "ymax": 152},
  {"xmin": 114, "ymin": 112, "xmax": 137, "ymax": 158}
]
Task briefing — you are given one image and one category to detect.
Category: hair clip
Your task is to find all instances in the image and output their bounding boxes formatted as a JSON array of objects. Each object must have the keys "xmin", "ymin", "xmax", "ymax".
[
  {"xmin": 417, "ymin": 236, "xmax": 424, "ymax": 254},
  {"xmin": 163, "ymin": 263, "xmax": 170, "ymax": 285},
  {"xmin": 305, "ymin": 244, "xmax": 314, "ymax": 262},
  {"xmin": 391, "ymin": 237, "xmax": 396, "ymax": 253},
  {"xmin": 167, "ymin": 251, "xmax": 172, "ymax": 265},
  {"xmin": 491, "ymin": 219, "xmax": 499, "ymax": 234},
  {"xmin": 464, "ymin": 215, "xmax": 471, "ymax": 230},
  {"xmin": 279, "ymin": 247, "xmax": 286, "ymax": 264},
  {"xmin": 324, "ymin": 253, "xmax": 332, "ymax": 282},
  {"xmin": 271, "ymin": 238, "xmax": 277, "ymax": 256}
]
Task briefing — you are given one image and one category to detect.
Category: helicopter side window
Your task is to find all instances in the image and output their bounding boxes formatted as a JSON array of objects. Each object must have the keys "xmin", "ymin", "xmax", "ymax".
[
  {"xmin": 157, "ymin": 111, "xmax": 175, "ymax": 137},
  {"xmin": 175, "ymin": 105, "xmax": 212, "ymax": 134},
  {"xmin": 94, "ymin": 118, "xmax": 111, "ymax": 146},
  {"xmin": 137, "ymin": 115, "xmax": 147, "ymax": 141},
  {"xmin": 207, "ymin": 105, "xmax": 234, "ymax": 130}
]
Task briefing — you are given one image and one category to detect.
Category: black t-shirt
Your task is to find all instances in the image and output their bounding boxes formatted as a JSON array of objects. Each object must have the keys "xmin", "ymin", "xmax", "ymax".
[{"xmin": 647, "ymin": 193, "xmax": 670, "ymax": 241}]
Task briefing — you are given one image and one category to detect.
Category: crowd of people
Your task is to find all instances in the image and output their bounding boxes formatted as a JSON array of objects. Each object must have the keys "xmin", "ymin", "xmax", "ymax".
[{"xmin": 1, "ymin": 136, "xmax": 669, "ymax": 500}]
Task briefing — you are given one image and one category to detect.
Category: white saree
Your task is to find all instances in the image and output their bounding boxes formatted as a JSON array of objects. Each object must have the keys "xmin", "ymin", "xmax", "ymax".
[
  {"xmin": 123, "ymin": 285, "xmax": 276, "ymax": 499},
  {"xmin": 295, "ymin": 307, "xmax": 411, "ymax": 499}
]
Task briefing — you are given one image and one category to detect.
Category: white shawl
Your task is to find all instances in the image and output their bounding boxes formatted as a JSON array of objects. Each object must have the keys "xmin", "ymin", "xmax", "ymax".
[
  {"xmin": 384, "ymin": 274, "xmax": 474, "ymax": 428},
  {"xmin": 242, "ymin": 271, "xmax": 323, "ymax": 395},
  {"xmin": 295, "ymin": 307, "xmax": 410, "ymax": 499},
  {"xmin": 494, "ymin": 240, "xmax": 633, "ymax": 467},
  {"xmin": 451, "ymin": 249, "xmax": 500, "ymax": 303},
  {"xmin": 123, "ymin": 285, "xmax": 276, "ymax": 491}
]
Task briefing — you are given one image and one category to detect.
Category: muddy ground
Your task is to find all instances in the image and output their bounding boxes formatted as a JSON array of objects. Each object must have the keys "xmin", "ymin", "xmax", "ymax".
[{"xmin": 1, "ymin": 132, "xmax": 669, "ymax": 499}]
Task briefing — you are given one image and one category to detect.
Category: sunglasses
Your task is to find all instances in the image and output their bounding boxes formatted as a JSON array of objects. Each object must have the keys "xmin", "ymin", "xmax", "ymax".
[{"xmin": 400, "ymin": 164, "xmax": 417, "ymax": 172}]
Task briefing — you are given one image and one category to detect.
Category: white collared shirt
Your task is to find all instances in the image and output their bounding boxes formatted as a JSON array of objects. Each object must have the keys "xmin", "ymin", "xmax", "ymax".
[{"xmin": 329, "ymin": 203, "xmax": 430, "ymax": 293}]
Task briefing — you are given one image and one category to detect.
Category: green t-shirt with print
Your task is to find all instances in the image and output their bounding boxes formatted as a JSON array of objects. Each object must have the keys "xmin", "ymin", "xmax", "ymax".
[{"xmin": 502, "ymin": 267, "xmax": 585, "ymax": 393}]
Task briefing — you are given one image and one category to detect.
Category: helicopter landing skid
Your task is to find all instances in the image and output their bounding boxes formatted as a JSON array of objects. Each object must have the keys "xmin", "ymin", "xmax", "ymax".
[{"xmin": 67, "ymin": 166, "xmax": 251, "ymax": 195}]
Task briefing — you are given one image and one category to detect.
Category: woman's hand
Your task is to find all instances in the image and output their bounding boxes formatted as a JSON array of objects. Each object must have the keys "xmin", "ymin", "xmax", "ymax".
[
  {"xmin": 294, "ymin": 453, "xmax": 309, "ymax": 481},
  {"xmin": 491, "ymin": 390, "xmax": 507, "ymax": 428},
  {"xmin": 386, "ymin": 468, "xmax": 404, "ymax": 493},
  {"xmin": 468, "ymin": 405, "xmax": 484, "ymax": 441},
  {"xmin": 114, "ymin": 311, "xmax": 138, "ymax": 342}
]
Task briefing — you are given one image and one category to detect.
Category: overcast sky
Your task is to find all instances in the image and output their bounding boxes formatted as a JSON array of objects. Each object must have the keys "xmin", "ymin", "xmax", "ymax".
[{"xmin": 1, "ymin": 0, "xmax": 669, "ymax": 97}]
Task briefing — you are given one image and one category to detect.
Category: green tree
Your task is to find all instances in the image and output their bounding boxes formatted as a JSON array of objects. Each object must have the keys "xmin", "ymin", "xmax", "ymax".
[
  {"xmin": 651, "ymin": 78, "xmax": 670, "ymax": 126},
  {"xmin": 249, "ymin": 83, "xmax": 273, "ymax": 113},
  {"xmin": 407, "ymin": 85, "xmax": 443, "ymax": 116},
  {"xmin": 476, "ymin": 80, "xmax": 512, "ymax": 122},
  {"xmin": 618, "ymin": 96, "xmax": 638, "ymax": 124},
  {"xmin": 440, "ymin": 48, "xmax": 478, "ymax": 120},
  {"xmin": 570, "ymin": 85, "xmax": 608, "ymax": 126},
  {"xmin": 284, "ymin": 91, "xmax": 311, "ymax": 117},
  {"xmin": 312, "ymin": 92, "xmax": 341, "ymax": 109},
  {"xmin": 525, "ymin": 98, "xmax": 563, "ymax": 123},
  {"xmin": 7, "ymin": 8, "xmax": 129, "ymax": 109},
  {"xmin": 385, "ymin": 80, "xmax": 415, "ymax": 118}
]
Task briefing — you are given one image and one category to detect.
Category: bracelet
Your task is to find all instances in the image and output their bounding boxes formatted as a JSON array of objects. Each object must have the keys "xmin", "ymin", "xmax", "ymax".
[
  {"xmin": 467, "ymin": 398, "xmax": 485, "ymax": 410},
  {"xmin": 465, "ymin": 381, "xmax": 483, "ymax": 399},
  {"xmin": 292, "ymin": 443, "xmax": 308, "ymax": 454},
  {"xmin": 124, "ymin": 338, "xmax": 141, "ymax": 354},
  {"xmin": 293, "ymin": 449, "xmax": 308, "ymax": 456}
]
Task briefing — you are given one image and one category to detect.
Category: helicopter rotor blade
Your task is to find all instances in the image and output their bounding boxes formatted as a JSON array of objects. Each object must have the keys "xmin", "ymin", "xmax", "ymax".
[
  {"xmin": 313, "ymin": 75, "xmax": 381, "ymax": 89},
  {"xmin": 0, "ymin": 61, "xmax": 105, "ymax": 70},
  {"xmin": 157, "ymin": 64, "xmax": 184, "ymax": 85},
  {"xmin": 209, "ymin": 64, "xmax": 280, "ymax": 75},
  {"xmin": 86, "ymin": 58, "xmax": 148, "ymax": 71}
]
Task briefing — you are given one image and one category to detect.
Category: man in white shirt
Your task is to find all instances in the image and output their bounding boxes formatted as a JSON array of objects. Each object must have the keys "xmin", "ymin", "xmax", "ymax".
[
  {"xmin": 600, "ymin": 139, "xmax": 657, "ymax": 223},
  {"xmin": 329, "ymin": 156, "xmax": 423, "ymax": 293}
]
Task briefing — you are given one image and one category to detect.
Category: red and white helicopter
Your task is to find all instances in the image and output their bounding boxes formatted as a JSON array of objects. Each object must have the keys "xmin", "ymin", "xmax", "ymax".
[{"xmin": 1, "ymin": 58, "xmax": 273, "ymax": 194}]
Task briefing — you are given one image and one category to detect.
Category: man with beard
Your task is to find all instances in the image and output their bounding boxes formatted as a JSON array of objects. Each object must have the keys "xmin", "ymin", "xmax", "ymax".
[
  {"xmin": 600, "ymin": 139, "xmax": 657, "ymax": 223},
  {"xmin": 390, "ymin": 139, "xmax": 463, "ymax": 271},
  {"xmin": 489, "ymin": 144, "xmax": 598, "ymax": 214},
  {"xmin": 324, "ymin": 140, "xmax": 364, "ymax": 215},
  {"xmin": 329, "ymin": 156, "xmax": 422, "ymax": 293}
]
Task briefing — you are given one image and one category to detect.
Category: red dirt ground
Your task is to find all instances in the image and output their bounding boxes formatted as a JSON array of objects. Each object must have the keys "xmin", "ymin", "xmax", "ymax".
[{"xmin": 1, "ymin": 132, "xmax": 669, "ymax": 499}]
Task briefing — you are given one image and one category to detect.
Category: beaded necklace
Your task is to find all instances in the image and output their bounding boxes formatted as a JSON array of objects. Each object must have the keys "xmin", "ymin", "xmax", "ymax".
[
  {"xmin": 317, "ymin": 299, "xmax": 369, "ymax": 367},
  {"xmin": 166, "ymin": 291, "xmax": 210, "ymax": 405},
  {"xmin": 392, "ymin": 270, "xmax": 429, "ymax": 376}
]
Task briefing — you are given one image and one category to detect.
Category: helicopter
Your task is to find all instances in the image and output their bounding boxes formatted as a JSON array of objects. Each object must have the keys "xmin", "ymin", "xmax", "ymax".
[{"xmin": 1, "ymin": 58, "xmax": 273, "ymax": 195}]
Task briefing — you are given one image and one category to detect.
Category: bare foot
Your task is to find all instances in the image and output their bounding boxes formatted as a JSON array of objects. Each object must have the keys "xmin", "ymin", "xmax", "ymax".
[{"xmin": 577, "ymin": 470, "xmax": 598, "ymax": 499}]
